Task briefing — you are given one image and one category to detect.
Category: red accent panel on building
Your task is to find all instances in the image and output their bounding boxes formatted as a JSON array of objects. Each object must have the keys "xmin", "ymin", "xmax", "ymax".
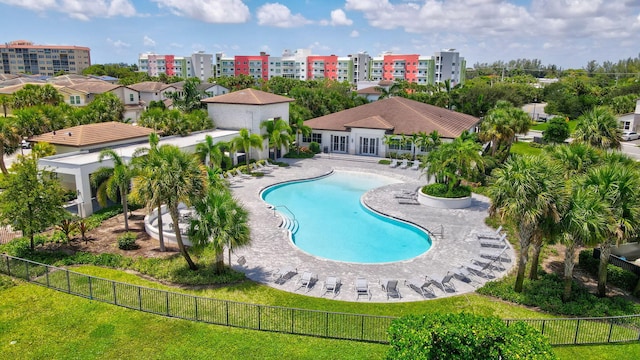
[
  {"xmin": 234, "ymin": 54, "xmax": 270, "ymax": 80},
  {"xmin": 307, "ymin": 55, "xmax": 338, "ymax": 80},
  {"xmin": 382, "ymin": 54, "xmax": 419, "ymax": 82},
  {"xmin": 165, "ymin": 55, "xmax": 175, "ymax": 76}
]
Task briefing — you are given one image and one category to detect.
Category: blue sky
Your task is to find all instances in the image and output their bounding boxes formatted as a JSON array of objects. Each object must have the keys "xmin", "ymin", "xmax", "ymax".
[{"xmin": 1, "ymin": 0, "xmax": 639, "ymax": 69}]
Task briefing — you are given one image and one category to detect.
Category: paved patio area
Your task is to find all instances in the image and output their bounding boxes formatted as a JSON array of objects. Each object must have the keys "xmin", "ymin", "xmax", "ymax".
[{"xmin": 228, "ymin": 154, "xmax": 514, "ymax": 302}]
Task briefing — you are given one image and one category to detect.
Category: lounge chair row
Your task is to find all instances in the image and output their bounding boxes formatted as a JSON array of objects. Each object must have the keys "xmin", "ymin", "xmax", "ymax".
[
  {"xmin": 220, "ymin": 161, "xmax": 279, "ymax": 183},
  {"xmin": 389, "ymin": 159, "xmax": 421, "ymax": 170}
]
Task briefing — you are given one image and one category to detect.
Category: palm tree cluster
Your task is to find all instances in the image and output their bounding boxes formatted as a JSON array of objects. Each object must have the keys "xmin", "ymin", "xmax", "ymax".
[
  {"xmin": 487, "ymin": 103, "xmax": 640, "ymax": 300},
  {"xmin": 383, "ymin": 130, "xmax": 441, "ymax": 160},
  {"xmin": 138, "ymin": 108, "xmax": 213, "ymax": 136},
  {"xmin": 479, "ymin": 100, "xmax": 531, "ymax": 161}
]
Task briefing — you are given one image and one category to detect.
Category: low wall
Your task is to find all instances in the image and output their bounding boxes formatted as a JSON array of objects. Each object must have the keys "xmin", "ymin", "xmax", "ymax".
[
  {"xmin": 144, "ymin": 204, "xmax": 193, "ymax": 247},
  {"xmin": 417, "ymin": 191, "xmax": 472, "ymax": 209}
]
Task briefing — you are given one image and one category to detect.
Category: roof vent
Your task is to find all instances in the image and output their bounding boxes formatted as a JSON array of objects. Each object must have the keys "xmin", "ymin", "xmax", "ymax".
[{"xmin": 67, "ymin": 132, "xmax": 72, "ymax": 136}]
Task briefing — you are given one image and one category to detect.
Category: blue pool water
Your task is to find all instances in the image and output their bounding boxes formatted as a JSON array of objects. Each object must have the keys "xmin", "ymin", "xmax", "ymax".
[{"xmin": 261, "ymin": 171, "xmax": 431, "ymax": 263}]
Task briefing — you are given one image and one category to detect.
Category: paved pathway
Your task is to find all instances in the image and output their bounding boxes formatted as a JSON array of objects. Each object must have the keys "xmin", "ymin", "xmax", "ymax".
[{"xmin": 228, "ymin": 155, "xmax": 514, "ymax": 302}]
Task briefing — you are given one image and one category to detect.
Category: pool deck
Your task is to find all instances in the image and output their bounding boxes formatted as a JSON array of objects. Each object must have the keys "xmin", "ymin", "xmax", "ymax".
[{"xmin": 229, "ymin": 154, "xmax": 515, "ymax": 302}]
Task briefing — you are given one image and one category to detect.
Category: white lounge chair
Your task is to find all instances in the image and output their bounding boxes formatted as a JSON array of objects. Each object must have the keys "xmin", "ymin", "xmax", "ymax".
[
  {"xmin": 476, "ymin": 225, "xmax": 503, "ymax": 240},
  {"xmin": 405, "ymin": 278, "xmax": 436, "ymax": 298},
  {"xmin": 480, "ymin": 233, "xmax": 508, "ymax": 248},
  {"xmin": 322, "ymin": 276, "xmax": 341, "ymax": 297},
  {"xmin": 480, "ymin": 246, "xmax": 510, "ymax": 263},
  {"xmin": 430, "ymin": 272, "xmax": 456, "ymax": 293},
  {"xmin": 355, "ymin": 277, "xmax": 371, "ymax": 300},
  {"xmin": 296, "ymin": 271, "xmax": 316, "ymax": 292},
  {"xmin": 389, "ymin": 159, "xmax": 399, "ymax": 168},
  {"xmin": 255, "ymin": 162, "xmax": 273, "ymax": 173},
  {"xmin": 399, "ymin": 159, "xmax": 408, "ymax": 169},
  {"xmin": 235, "ymin": 168, "xmax": 252, "ymax": 179},
  {"xmin": 410, "ymin": 161, "xmax": 421, "ymax": 170},
  {"xmin": 272, "ymin": 266, "xmax": 297, "ymax": 284}
]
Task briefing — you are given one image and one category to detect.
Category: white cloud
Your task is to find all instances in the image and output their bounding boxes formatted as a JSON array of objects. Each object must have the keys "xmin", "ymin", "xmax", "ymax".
[
  {"xmin": 106, "ymin": 38, "xmax": 131, "ymax": 49},
  {"xmin": 169, "ymin": 42, "xmax": 183, "ymax": 48},
  {"xmin": 0, "ymin": 0, "xmax": 136, "ymax": 19},
  {"xmin": 152, "ymin": 0, "xmax": 250, "ymax": 23},
  {"xmin": 256, "ymin": 3, "xmax": 312, "ymax": 28},
  {"xmin": 320, "ymin": 9, "xmax": 353, "ymax": 26},
  {"xmin": 308, "ymin": 41, "xmax": 330, "ymax": 52},
  {"xmin": 143, "ymin": 36, "xmax": 156, "ymax": 47},
  {"xmin": 350, "ymin": 30, "xmax": 359, "ymax": 37}
]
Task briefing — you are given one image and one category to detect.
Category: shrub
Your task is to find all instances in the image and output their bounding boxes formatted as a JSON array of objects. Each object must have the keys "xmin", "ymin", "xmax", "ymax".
[
  {"xmin": 378, "ymin": 159, "xmax": 391, "ymax": 165},
  {"xmin": 422, "ymin": 183, "xmax": 471, "ymax": 198},
  {"xmin": 387, "ymin": 313, "xmax": 556, "ymax": 360},
  {"xmin": 309, "ymin": 141, "xmax": 321, "ymax": 154},
  {"xmin": 578, "ymin": 249, "xmax": 639, "ymax": 292},
  {"xmin": 117, "ymin": 232, "xmax": 138, "ymax": 250},
  {"xmin": 0, "ymin": 275, "xmax": 14, "ymax": 290}
]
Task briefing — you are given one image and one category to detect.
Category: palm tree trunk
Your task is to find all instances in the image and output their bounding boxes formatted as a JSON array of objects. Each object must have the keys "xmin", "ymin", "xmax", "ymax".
[
  {"xmin": 597, "ymin": 242, "xmax": 611, "ymax": 297},
  {"xmin": 169, "ymin": 206, "xmax": 197, "ymax": 270},
  {"xmin": 156, "ymin": 200, "xmax": 165, "ymax": 252},
  {"xmin": 514, "ymin": 224, "xmax": 534, "ymax": 293},
  {"xmin": 215, "ymin": 250, "xmax": 225, "ymax": 274},
  {"xmin": 121, "ymin": 185, "xmax": 129, "ymax": 232},
  {"xmin": 562, "ymin": 241, "xmax": 577, "ymax": 302},
  {"xmin": 528, "ymin": 235, "xmax": 543, "ymax": 280},
  {"xmin": 0, "ymin": 144, "xmax": 9, "ymax": 175}
]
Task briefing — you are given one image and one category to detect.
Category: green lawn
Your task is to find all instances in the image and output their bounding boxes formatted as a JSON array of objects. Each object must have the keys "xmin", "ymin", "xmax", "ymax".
[
  {"xmin": 510, "ymin": 142, "xmax": 542, "ymax": 156},
  {"xmin": 2, "ymin": 276, "xmax": 640, "ymax": 360},
  {"xmin": 530, "ymin": 119, "xmax": 577, "ymax": 132}
]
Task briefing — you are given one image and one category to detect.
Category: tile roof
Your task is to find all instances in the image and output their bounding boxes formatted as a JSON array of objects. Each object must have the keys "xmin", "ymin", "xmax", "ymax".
[
  {"xmin": 30, "ymin": 122, "xmax": 155, "ymax": 147},
  {"xmin": 201, "ymin": 88, "xmax": 294, "ymax": 105},
  {"xmin": 304, "ymin": 97, "xmax": 480, "ymax": 138},
  {"xmin": 356, "ymin": 86, "xmax": 382, "ymax": 95},
  {"xmin": 66, "ymin": 82, "xmax": 121, "ymax": 94},
  {"xmin": 0, "ymin": 82, "xmax": 62, "ymax": 94},
  {"xmin": 127, "ymin": 81, "xmax": 175, "ymax": 93}
]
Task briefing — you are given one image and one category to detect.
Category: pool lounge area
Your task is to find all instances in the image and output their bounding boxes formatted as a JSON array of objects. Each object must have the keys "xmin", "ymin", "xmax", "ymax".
[{"xmin": 227, "ymin": 155, "xmax": 515, "ymax": 302}]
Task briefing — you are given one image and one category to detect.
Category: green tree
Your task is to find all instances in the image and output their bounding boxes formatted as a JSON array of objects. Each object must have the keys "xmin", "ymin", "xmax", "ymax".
[
  {"xmin": 415, "ymin": 131, "xmax": 441, "ymax": 154},
  {"xmin": 91, "ymin": 149, "xmax": 136, "ymax": 232},
  {"xmin": 0, "ymin": 117, "xmax": 20, "ymax": 174},
  {"xmin": 0, "ymin": 95, "xmax": 12, "ymax": 117},
  {"xmin": 572, "ymin": 106, "xmax": 621, "ymax": 150},
  {"xmin": 542, "ymin": 117, "xmax": 570, "ymax": 144},
  {"xmin": 422, "ymin": 137, "xmax": 484, "ymax": 190},
  {"xmin": 582, "ymin": 163, "xmax": 640, "ymax": 297},
  {"xmin": 155, "ymin": 145, "xmax": 208, "ymax": 270},
  {"xmin": 12, "ymin": 84, "xmax": 63, "ymax": 109},
  {"xmin": 189, "ymin": 177, "xmax": 251, "ymax": 273},
  {"xmin": 479, "ymin": 100, "xmax": 531, "ymax": 159},
  {"xmin": 0, "ymin": 154, "xmax": 66, "ymax": 250},
  {"xmin": 195, "ymin": 135, "xmax": 225, "ymax": 169},
  {"xmin": 168, "ymin": 78, "xmax": 203, "ymax": 113},
  {"xmin": 261, "ymin": 118, "xmax": 292, "ymax": 160},
  {"xmin": 488, "ymin": 155, "xmax": 566, "ymax": 293},
  {"xmin": 289, "ymin": 116, "xmax": 311, "ymax": 154},
  {"xmin": 79, "ymin": 92, "xmax": 125, "ymax": 123},
  {"xmin": 230, "ymin": 128, "xmax": 264, "ymax": 167}
]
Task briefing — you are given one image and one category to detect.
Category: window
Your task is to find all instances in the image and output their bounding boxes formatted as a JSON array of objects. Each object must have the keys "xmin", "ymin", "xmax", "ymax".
[
  {"xmin": 303, "ymin": 133, "xmax": 322, "ymax": 144},
  {"xmin": 69, "ymin": 95, "xmax": 81, "ymax": 105},
  {"xmin": 129, "ymin": 94, "xmax": 134, "ymax": 102}
]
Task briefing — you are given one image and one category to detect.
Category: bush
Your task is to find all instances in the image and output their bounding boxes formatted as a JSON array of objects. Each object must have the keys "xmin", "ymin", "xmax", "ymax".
[
  {"xmin": 578, "ymin": 249, "xmax": 639, "ymax": 292},
  {"xmin": 0, "ymin": 275, "xmax": 15, "ymax": 290},
  {"xmin": 387, "ymin": 313, "xmax": 556, "ymax": 360},
  {"xmin": 117, "ymin": 232, "xmax": 138, "ymax": 250},
  {"xmin": 422, "ymin": 183, "xmax": 471, "ymax": 198},
  {"xmin": 309, "ymin": 141, "xmax": 321, "ymax": 154},
  {"xmin": 378, "ymin": 159, "xmax": 391, "ymax": 165}
]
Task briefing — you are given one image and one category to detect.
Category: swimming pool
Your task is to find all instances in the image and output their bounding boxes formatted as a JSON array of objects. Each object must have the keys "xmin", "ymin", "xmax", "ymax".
[{"xmin": 261, "ymin": 171, "xmax": 432, "ymax": 263}]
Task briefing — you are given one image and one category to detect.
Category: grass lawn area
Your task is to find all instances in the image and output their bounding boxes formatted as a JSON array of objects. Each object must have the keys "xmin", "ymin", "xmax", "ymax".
[
  {"xmin": 510, "ymin": 141, "xmax": 542, "ymax": 156},
  {"xmin": 530, "ymin": 119, "xmax": 577, "ymax": 132},
  {"xmin": 2, "ymin": 276, "xmax": 640, "ymax": 359}
]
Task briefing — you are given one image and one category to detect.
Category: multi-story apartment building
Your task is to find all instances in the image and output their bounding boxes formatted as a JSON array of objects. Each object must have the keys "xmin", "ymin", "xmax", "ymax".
[
  {"xmin": 368, "ymin": 49, "xmax": 464, "ymax": 86},
  {"xmin": 0, "ymin": 40, "xmax": 91, "ymax": 76},
  {"xmin": 138, "ymin": 52, "xmax": 214, "ymax": 81}
]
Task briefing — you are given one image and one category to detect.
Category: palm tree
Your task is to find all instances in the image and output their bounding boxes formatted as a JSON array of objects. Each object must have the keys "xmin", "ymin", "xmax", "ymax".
[
  {"xmin": 573, "ymin": 106, "xmax": 622, "ymax": 150},
  {"xmin": 545, "ymin": 143, "xmax": 602, "ymax": 179},
  {"xmin": 415, "ymin": 131, "xmax": 441, "ymax": 156},
  {"xmin": 558, "ymin": 187, "xmax": 612, "ymax": 301},
  {"xmin": 261, "ymin": 118, "xmax": 292, "ymax": 160},
  {"xmin": 91, "ymin": 149, "xmax": 136, "ymax": 232},
  {"xmin": 131, "ymin": 133, "xmax": 168, "ymax": 252},
  {"xmin": 382, "ymin": 134, "xmax": 395, "ymax": 159},
  {"xmin": 0, "ymin": 95, "xmax": 12, "ymax": 117},
  {"xmin": 582, "ymin": 163, "xmax": 640, "ymax": 297},
  {"xmin": 230, "ymin": 128, "xmax": 263, "ymax": 168},
  {"xmin": 195, "ymin": 135, "xmax": 224, "ymax": 169},
  {"xmin": 488, "ymin": 154, "xmax": 566, "ymax": 293},
  {"xmin": 422, "ymin": 137, "xmax": 484, "ymax": 190},
  {"xmin": 376, "ymin": 82, "xmax": 400, "ymax": 99},
  {"xmin": 189, "ymin": 184, "xmax": 251, "ymax": 273},
  {"xmin": 0, "ymin": 117, "xmax": 20, "ymax": 174},
  {"xmin": 289, "ymin": 117, "xmax": 312, "ymax": 154},
  {"xmin": 156, "ymin": 145, "xmax": 208, "ymax": 270}
]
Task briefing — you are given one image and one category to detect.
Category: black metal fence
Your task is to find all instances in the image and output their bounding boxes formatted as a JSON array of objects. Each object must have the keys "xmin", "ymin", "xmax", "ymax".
[{"xmin": 2, "ymin": 254, "xmax": 640, "ymax": 346}]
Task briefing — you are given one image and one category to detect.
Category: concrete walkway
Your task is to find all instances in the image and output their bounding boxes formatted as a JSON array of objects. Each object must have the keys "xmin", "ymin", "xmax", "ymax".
[{"xmin": 228, "ymin": 154, "xmax": 514, "ymax": 302}]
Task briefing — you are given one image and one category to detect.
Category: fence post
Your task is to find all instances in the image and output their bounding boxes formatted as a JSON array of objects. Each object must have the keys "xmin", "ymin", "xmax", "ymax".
[
  {"xmin": 541, "ymin": 319, "xmax": 546, "ymax": 335},
  {"xmin": 66, "ymin": 270, "xmax": 71, "ymax": 293},
  {"xmin": 4, "ymin": 255, "xmax": 9, "ymax": 276},
  {"xmin": 25, "ymin": 260, "xmax": 29, "ymax": 280},
  {"xmin": 326, "ymin": 312, "xmax": 329, "ymax": 338},
  {"xmin": 607, "ymin": 318, "xmax": 614, "ymax": 342},
  {"xmin": 194, "ymin": 297, "xmax": 198, "ymax": 321},
  {"xmin": 574, "ymin": 319, "xmax": 580, "ymax": 344},
  {"xmin": 88, "ymin": 276, "xmax": 92, "ymax": 300},
  {"xmin": 361, "ymin": 316, "xmax": 365, "ymax": 341},
  {"xmin": 225, "ymin": 302, "xmax": 229, "ymax": 326},
  {"xmin": 138, "ymin": 287, "xmax": 142, "ymax": 310},
  {"xmin": 112, "ymin": 281, "xmax": 117, "ymax": 305},
  {"xmin": 166, "ymin": 291, "xmax": 170, "ymax": 316},
  {"xmin": 45, "ymin": 265, "xmax": 50, "ymax": 288},
  {"xmin": 291, "ymin": 308, "xmax": 294, "ymax": 334},
  {"xmin": 257, "ymin": 306, "xmax": 261, "ymax": 330}
]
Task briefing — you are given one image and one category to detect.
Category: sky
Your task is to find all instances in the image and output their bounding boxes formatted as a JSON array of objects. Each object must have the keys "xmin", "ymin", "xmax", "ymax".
[{"xmin": 1, "ymin": 0, "xmax": 639, "ymax": 70}]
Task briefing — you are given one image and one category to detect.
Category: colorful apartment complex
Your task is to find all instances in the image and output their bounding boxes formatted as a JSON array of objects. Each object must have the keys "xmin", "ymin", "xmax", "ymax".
[
  {"xmin": 143, "ymin": 48, "xmax": 464, "ymax": 87},
  {"xmin": 0, "ymin": 40, "xmax": 91, "ymax": 76},
  {"xmin": 138, "ymin": 51, "xmax": 214, "ymax": 81}
]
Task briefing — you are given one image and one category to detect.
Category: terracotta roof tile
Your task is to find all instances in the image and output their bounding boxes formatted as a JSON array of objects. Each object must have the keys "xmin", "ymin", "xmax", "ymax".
[
  {"xmin": 304, "ymin": 97, "xmax": 479, "ymax": 138},
  {"xmin": 201, "ymin": 88, "xmax": 294, "ymax": 105},
  {"xmin": 127, "ymin": 81, "xmax": 175, "ymax": 93},
  {"xmin": 356, "ymin": 86, "xmax": 382, "ymax": 95},
  {"xmin": 30, "ymin": 122, "xmax": 155, "ymax": 147},
  {"xmin": 66, "ymin": 82, "xmax": 121, "ymax": 94}
]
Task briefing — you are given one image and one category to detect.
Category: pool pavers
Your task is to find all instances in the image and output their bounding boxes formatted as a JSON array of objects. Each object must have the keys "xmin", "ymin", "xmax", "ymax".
[{"xmin": 230, "ymin": 155, "xmax": 515, "ymax": 302}]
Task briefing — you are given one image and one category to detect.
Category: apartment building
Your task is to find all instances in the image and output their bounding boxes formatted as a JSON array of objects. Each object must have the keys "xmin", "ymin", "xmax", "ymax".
[
  {"xmin": 138, "ymin": 52, "xmax": 214, "ymax": 81},
  {"xmin": 0, "ymin": 40, "xmax": 91, "ymax": 76}
]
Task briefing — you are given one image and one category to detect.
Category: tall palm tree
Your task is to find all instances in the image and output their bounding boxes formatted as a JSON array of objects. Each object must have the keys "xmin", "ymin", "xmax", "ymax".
[
  {"xmin": 415, "ymin": 131, "xmax": 441, "ymax": 155},
  {"xmin": 189, "ymin": 184, "xmax": 251, "ymax": 273},
  {"xmin": 0, "ymin": 117, "xmax": 20, "ymax": 175},
  {"xmin": 131, "ymin": 133, "xmax": 168, "ymax": 251},
  {"xmin": 479, "ymin": 100, "xmax": 531, "ymax": 158},
  {"xmin": 573, "ymin": 106, "xmax": 622, "ymax": 150},
  {"xmin": 91, "ymin": 149, "xmax": 136, "ymax": 232},
  {"xmin": 582, "ymin": 163, "xmax": 640, "ymax": 297},
  {"xmin": 422, "ymin": 137, "xmax": 484, "ymax": 190},
  {"xmin": 195, "ymin": 135, "xmax": 224, "ymax": 169},
  {"xmin": 382, "ymin": 134, "xmax": 395, "ymax": 159},
  {"xmin": 156, "ymin": 145, "xmax": 208, "ymax": 270},
  {"xmin": 558, "ymin": 187, "xmax": 612, "ymax": 301},
  {"xmin": 488, "ymin": 154, "xmax": 566, "ymax": 293},
  {"xmin": 545, "ymin": 143, "xmax": 602, "ymax": 179},
  {"xmin": 0, "ymin": 94, "xmax": 12, "ymax": 117},
  {"xmin": 230, "ymin": 128, "xmax": 263, "ymax": 167},
  {"xmin": 289, "ymin": 117, "xmax": 312, "ymax": 154},
  {"xmin": 261, "ymin": 118, "xmax": 292, "ymax": 160}
]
